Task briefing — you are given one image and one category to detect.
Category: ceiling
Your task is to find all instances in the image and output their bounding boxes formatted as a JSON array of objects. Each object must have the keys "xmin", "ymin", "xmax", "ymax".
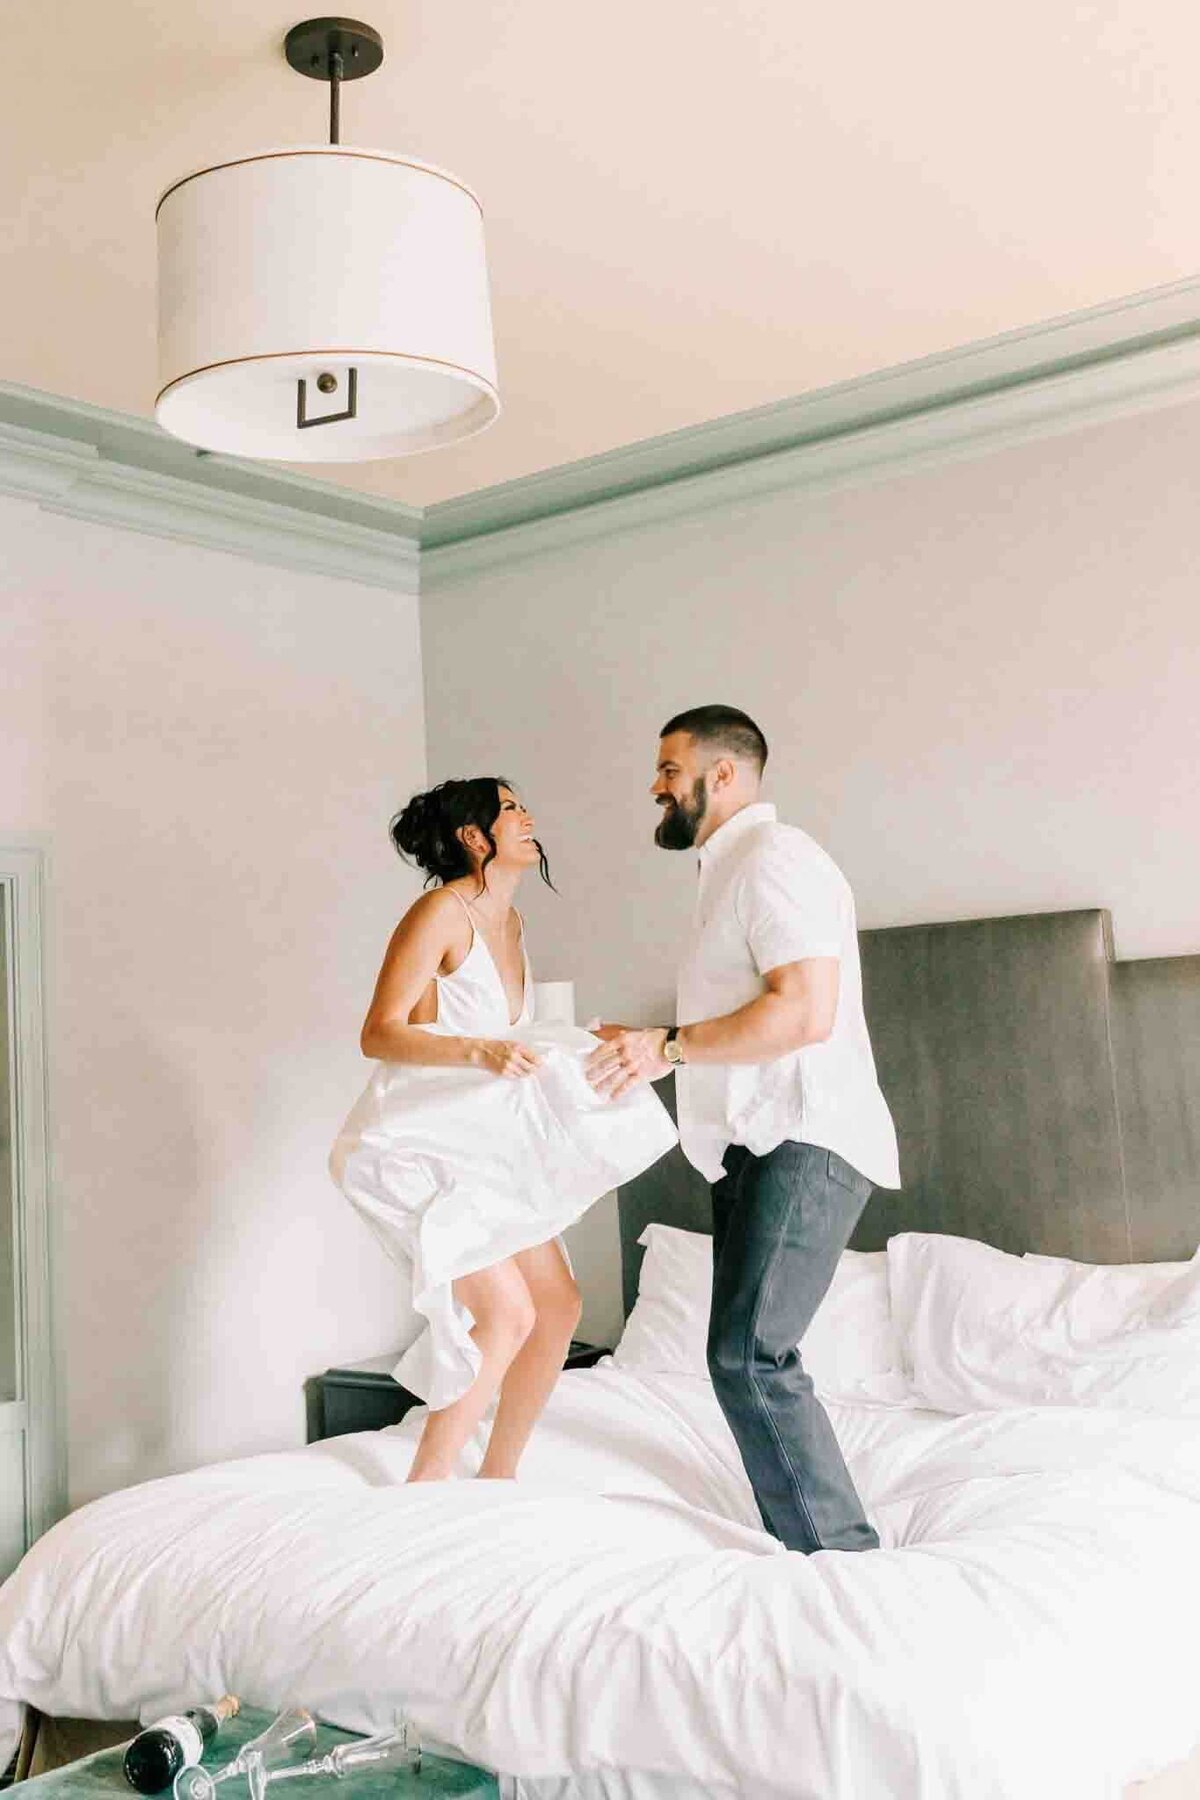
[{"xmin": 5, "ymin": 2, "xmax": 1197, "ymax": 508}]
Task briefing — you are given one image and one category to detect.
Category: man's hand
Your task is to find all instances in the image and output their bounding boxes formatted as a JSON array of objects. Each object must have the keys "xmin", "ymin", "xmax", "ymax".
[{"xmin": 585, "ymin": 1024, "xmax": 672, "ymax": 1099}]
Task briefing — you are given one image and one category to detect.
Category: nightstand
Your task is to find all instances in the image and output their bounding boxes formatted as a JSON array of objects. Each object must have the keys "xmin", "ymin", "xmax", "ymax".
[{"xmin": 309, "ymin": 1341, "xmax": 607, "ymax": 1442}]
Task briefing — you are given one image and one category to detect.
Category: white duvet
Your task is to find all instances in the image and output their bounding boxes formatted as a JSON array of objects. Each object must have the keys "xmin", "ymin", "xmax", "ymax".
[{"xmin": 3, "ymin": 1363, "xmax": 1200, "ymax": 1799}]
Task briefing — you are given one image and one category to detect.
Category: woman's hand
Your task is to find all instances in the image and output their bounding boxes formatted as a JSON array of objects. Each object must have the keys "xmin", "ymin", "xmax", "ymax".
[{"xmin": 475, "ymin": 1039, "xmax": 543, "ymax": 1079}]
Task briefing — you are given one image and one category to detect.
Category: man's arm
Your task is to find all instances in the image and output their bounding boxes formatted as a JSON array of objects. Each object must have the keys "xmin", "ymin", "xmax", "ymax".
[{"xmin": 585, "ymin": 957, "xmax": 839, "ymax": 1100}]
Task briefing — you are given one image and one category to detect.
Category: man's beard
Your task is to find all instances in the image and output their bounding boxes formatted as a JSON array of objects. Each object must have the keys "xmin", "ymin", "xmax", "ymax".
[{"xmin": 654, "ymin": 776, "xmax": 708, "ymax": 850}]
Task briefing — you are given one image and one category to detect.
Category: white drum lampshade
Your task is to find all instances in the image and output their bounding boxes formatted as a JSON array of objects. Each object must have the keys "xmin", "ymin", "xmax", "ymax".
[{"xmin": 156, "ymin": 145, "xmax": 499, "ymax": 460}]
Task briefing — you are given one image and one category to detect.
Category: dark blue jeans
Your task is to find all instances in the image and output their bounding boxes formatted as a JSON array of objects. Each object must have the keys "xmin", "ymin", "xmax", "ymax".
[{"xmin": 707, "ymin": 1139, "xmax": 878, "ymax": 1554}]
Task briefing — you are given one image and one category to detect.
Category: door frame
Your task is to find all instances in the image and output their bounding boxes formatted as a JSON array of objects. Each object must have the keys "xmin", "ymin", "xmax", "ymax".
[{"xmin": 1, "ymin": 843, "xmax": 64, "ymax": 1549}]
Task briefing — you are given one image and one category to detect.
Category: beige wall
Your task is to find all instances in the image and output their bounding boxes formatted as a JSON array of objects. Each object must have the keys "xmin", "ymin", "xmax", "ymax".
[
  {"xmin": 422, "ymin": 399, "xmax": 1200, "ymax": 1028},
  {"xmin": 0, "ymin": 494, "xmax": 425, "ymax": 1505}
]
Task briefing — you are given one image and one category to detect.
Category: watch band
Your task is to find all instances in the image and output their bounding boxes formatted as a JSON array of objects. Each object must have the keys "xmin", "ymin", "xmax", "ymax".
[{"xmin": 664, "ymin": 1026, "xmax": 685, "ymax": 1065}]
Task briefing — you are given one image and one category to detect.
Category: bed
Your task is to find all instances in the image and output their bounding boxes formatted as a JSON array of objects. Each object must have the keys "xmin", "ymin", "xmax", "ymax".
[{"xmin": 2, "ymin": 907, "xmax": 1199, "ymax": 1798}]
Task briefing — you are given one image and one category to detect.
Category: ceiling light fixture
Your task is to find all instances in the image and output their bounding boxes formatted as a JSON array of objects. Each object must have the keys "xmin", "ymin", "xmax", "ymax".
[{"xmin": 154, "ymin": 16, "xmax": 499, "ymax": 462}]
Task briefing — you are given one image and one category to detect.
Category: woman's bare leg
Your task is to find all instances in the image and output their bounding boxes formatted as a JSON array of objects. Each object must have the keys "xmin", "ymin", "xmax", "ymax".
[
  {"xmin": 477, "ymin": 1241, "xmax": 582, "ymax": 1480},
  {"xmin": 406, "ymin": 1259, "xmax": 535, "ymax": 1483}
]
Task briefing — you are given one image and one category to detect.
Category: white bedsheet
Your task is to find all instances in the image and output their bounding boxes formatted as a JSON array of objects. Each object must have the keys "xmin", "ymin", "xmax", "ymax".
[{"xmin": 2, "ymin": 1362, "xmax": 1199, "ymax": 1798}]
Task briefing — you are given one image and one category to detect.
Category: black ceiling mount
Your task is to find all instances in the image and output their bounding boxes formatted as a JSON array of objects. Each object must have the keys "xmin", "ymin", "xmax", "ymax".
[
  {"xmin": 284, "ymin": 18, "xmax": 384, "ymax": 143},
  {"xmin": 284, "ymin": 19, "xmax": 384, "ymax": 81}
]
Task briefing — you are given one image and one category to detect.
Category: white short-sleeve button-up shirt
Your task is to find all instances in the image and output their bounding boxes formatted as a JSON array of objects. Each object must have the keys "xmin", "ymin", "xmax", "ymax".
[{"xmin": 675, "ymin": 802, "xmax": 901, "ymax": 1190}]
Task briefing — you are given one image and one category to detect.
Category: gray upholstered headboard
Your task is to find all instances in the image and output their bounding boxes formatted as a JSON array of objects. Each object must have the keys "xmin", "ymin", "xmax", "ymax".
[{"xmin": 618, "ymin": 908, "xmax": 1200, "ymax": 1314}]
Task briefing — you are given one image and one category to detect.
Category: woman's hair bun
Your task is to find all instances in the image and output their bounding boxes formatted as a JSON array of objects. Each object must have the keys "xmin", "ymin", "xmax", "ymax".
[
  {"xmin": 388, "ymin": 776, "xmax": 556, "ymax": 894},
  {"xmin": 391, "ymin": 789, "xmax": 434, "ymax": 857},
  {"xmin": 390, "ymin": 785, "xmax": 461, "ymax": 882}
]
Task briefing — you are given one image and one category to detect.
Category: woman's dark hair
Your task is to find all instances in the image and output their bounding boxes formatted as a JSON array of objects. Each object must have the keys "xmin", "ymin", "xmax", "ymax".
[{"xmin": 390, "ymin": 777, "xmax": 556, "ymax": 892}]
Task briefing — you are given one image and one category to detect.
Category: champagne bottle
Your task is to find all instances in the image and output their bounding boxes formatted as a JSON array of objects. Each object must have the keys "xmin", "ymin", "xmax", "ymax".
[{"xmin": 123, "ymin": 1696, "xmax": 240, "ymax": 1794}]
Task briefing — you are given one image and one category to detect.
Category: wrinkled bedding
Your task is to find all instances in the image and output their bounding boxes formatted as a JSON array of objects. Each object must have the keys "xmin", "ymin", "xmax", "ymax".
[{"xmin": 2, "ymin": 1362, "xmax": 1199, "ymax": 1798}]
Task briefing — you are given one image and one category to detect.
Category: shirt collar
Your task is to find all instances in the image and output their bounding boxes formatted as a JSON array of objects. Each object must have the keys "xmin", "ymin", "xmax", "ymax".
[{"xmin": 696, "ymin": 801, "xmax": 777, "ymax": 869}]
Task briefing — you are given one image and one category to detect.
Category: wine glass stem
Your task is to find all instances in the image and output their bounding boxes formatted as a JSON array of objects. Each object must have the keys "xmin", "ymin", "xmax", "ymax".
[{"xmin": 270, "ymin": 1766, "xmax": 328, "ymax": 1785}]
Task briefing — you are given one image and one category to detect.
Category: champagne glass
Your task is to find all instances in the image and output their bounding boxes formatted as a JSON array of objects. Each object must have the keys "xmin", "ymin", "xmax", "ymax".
[
  {"xmin": 254, "ymin": 1722, "xmax": 421, "ymax": 1794},
  {"xmin": 174, "ymin": 1708, "xmax": 317, "ymax": 1800}
]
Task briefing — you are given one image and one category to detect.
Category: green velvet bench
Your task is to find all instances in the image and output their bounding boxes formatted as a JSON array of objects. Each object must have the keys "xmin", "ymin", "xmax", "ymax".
[{"xmin": 12, "ymin": 1707, "xmax": 498, "ymax": 1799}]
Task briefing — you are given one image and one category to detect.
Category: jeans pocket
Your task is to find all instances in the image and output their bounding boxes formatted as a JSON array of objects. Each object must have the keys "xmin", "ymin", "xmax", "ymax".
[{"xmin": 826, "ymin": 1148, "xmax": 870, "ymax": 1197}]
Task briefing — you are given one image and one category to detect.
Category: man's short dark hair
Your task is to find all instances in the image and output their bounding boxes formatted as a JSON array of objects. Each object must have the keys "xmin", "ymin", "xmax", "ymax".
[{"xmin": 660, "ymin": 705, "xmax": 768, "ymax": 773}]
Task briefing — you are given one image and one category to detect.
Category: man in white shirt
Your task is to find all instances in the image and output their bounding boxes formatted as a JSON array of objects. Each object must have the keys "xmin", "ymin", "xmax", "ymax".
[{"xmin": 586, "ymin": 704, "xmax": 900, "ymax": 1553}]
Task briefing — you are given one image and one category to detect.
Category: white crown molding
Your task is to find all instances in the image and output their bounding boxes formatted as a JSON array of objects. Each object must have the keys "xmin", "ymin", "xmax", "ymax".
[
  {"xmin": 0, "ymin": 383, "xmax": 422, "ymax": 595},
  {"xmin": 420, "ymin": 274, "xmax": 1200, "ymax": 586}
]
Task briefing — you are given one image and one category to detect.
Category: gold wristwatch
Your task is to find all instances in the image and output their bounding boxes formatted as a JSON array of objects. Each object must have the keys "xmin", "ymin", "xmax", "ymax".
[{"xmin": 663, "ymin": 1027, "xmax": 686, "ymax": 1066}]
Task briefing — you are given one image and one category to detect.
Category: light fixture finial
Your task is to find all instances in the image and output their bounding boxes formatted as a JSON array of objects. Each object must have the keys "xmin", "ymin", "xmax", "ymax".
[{"xmin": 283, "ymin": 18, "xmax": 385, "ymax": 144}]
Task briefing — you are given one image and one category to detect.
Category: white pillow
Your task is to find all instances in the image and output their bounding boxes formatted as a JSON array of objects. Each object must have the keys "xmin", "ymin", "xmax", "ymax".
[
  {"xmin": 806, "ymin": 1251, "xmax": 915, "ymax": 1406},
  {"xmin": 887, "ymin": 1231, "xmax": 1200, "ymax": 1415},
  {"xmin": 612, "ymin": 1222, "xmax": 912, "ymax": 1404},
  {"xmin": 1023, "ymin": 1250, "xmax": 1192, "ymax": 1296},
  {"xmin": 610, "ymin": 1223, "xmax": 711, "ymax": 1379}
]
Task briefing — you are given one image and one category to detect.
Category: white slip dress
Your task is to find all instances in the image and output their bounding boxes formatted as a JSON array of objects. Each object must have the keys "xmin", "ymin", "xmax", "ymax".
[{"xmin": 329, "ymin": 892, "xmax": 678, "ymax": 1410}]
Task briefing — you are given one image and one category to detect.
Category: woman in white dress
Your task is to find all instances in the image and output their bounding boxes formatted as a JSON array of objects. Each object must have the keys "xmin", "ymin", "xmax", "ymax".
[{"xmin": 330, "ymin": 776, "xmax": 676, "ymax": 1484}]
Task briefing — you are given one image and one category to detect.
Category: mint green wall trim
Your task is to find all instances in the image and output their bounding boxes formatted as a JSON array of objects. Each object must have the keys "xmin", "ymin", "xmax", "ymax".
[
  {"xmin": 6, "ymin": 274, "xmax": 1200, "ymax": 595},
  {"xmin": 420, "ymin": 274, "xmax": 1200, "ymax": 583},
  {"xmin": 0, "ymin": 846, "xmax": 64, "ymax": 1548},
  {"xmin": 0, "ymin": 382, "xmax": 422, "ymax": 594},
  {"xmin": 0, "ymin": 1401, "xmax": 28, "ymax": 1579}
]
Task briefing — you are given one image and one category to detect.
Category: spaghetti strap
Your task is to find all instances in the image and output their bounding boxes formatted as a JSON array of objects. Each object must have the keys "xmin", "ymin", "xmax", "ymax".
[{"xmin": 438, "ymin": 886, "xmax": 477, "ymax": 978}]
